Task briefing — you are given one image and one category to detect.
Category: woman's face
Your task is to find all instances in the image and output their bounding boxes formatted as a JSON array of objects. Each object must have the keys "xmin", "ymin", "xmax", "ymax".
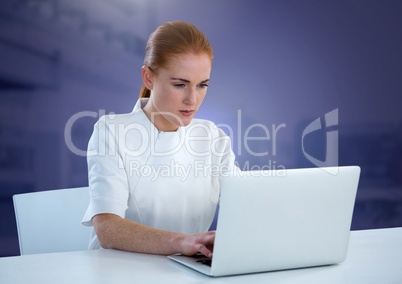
[{"xmin": 142, "ymin": 53, "xmax": 212, "ymax": 132}]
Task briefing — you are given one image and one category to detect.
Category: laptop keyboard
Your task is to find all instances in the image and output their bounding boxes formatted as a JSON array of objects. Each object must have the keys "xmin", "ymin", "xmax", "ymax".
[{"xmin": 197, "ymin": 259, "xmax": 212, "ymax": 267}]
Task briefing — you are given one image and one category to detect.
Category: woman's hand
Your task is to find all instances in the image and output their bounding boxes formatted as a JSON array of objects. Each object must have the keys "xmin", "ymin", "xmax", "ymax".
[
  {"xmin": 93, "ymin": 213, "xmax": 215, "ymax": 257},
  {"xmin": 174, "ymin": 231, "xmax": 215, "ymax": 258}
]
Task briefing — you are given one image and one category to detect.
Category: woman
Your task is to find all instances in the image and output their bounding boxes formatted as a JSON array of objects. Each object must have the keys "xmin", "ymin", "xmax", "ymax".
[{"xmin": 82, "ymin": 21, "xmax": 237, "ymax": 258}]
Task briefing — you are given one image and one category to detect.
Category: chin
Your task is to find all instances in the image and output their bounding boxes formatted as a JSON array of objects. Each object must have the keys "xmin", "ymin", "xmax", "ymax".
[
  {"xmin": 176, "ymin": 117, "xmax": 193, "ymax": 128},
  {"xmin": 181, "ymin": 119, "xmax": 192, "ymax": 127}
]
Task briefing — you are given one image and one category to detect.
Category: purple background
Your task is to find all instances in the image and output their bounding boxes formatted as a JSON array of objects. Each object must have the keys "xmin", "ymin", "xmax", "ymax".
[{"xmin": 0, "ymin": 0, "xmax": 401, "ymax": 256}]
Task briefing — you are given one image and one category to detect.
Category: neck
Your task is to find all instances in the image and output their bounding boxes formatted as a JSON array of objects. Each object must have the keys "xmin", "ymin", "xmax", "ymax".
[{"xmin": 142, "ymin": 103, "xmax": 178, "ymax": 132}]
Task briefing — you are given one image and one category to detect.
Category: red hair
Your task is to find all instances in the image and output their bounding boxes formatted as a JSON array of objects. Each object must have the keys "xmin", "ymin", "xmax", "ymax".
[{"xmin": 139, "ymin": 21, "xmax": 213, "ymax": 98}]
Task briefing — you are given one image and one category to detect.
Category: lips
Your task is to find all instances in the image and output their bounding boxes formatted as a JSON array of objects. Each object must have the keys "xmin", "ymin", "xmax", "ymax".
[{"xmin": 179, "ymin": 110, "xmax": 194, "ymax": 116}]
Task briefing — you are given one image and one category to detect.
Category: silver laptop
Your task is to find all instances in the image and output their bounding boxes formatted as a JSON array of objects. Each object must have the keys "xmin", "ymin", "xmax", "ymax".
[{"xmin": 168, "ymin": 166, "xmax": 361, "ymax": 277}]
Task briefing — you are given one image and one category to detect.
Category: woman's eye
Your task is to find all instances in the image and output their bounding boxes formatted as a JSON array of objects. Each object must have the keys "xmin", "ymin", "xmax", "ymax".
[
  {"xmin": 199, "ymin": 83, "xmax": 209, "ymax": 88},
  {"xmin": 173, "ymin": 83, "xmax": 185, "ymax": 88}
]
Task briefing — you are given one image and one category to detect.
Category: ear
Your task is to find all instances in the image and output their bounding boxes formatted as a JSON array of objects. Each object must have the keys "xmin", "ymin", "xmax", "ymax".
[{"xmin": 141, "ymin": 65, "xmax": 153, "ymax": 90}]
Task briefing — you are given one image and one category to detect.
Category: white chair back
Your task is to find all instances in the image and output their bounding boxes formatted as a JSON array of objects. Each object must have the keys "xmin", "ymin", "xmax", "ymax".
[{"xmin": 13, "ymin": 187, "xmax": 91, "ymax": 255}]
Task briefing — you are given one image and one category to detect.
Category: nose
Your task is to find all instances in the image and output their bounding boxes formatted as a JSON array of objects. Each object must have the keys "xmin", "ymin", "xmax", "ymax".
[{"xmin": 184, "ymin": 87, "xmax": 197, "ymax": 105}]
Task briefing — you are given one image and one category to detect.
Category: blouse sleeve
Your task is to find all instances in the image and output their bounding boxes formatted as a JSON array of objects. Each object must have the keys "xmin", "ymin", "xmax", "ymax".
[{"xmin": 81, "ymin": 116, "xmax": 129, "ymax": 226}]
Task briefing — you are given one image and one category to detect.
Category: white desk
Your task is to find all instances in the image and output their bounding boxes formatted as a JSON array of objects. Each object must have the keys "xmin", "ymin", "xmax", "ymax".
[{"xmin": 1, "ymin": 228, "xmax": 401, "ymax": 284}]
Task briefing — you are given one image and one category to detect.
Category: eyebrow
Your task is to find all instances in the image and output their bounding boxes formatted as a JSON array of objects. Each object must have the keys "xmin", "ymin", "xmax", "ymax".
[{"xmin": 170, "ymin": 78, "xmax": 210, "ymax": 83}]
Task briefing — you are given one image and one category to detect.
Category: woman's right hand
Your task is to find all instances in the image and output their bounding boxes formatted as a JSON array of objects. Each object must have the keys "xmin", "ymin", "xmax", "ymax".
[
  {"xmin": 174, "ymin": 231, "xmax": 215, "ymax": 258},
  {"xmin": 93, "ymin": 213, "xmax": 216, "ymax": 257}
]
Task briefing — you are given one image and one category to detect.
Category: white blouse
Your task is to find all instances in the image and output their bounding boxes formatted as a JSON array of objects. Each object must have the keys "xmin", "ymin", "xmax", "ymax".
[{"xmin": 82, "ymin": 98, "xmax": 237, "ymax": 249}]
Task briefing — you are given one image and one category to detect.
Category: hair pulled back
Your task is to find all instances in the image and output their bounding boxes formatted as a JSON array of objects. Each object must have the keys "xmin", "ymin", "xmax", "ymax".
[{"xmin": 139, "ymin": 21, "xmax": 213, "ymax": 98}]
